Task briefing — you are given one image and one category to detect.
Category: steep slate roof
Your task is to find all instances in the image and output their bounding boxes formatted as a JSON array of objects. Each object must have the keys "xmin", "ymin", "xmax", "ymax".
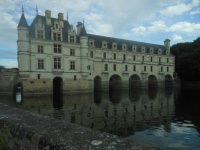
[
  {"xmin": 27, "ymin": 13, "xmax": 166, "ymax": 53},
  {"xmin": 29, "ymin": 15, "xmax": 71, "ymax": 41},
  {"xmin": 18, "ymin": 13, "xmax": 28, "ymax": 27},
  {"xmin": 88, "ymin": 34, "xmax": 166, "ymax": 53},
  {"xmin": 80, "ymin": 25, "xmax": 87, "ymax": 36}
]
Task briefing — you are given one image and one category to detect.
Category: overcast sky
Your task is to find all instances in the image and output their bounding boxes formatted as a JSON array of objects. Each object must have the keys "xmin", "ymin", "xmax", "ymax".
[{"xmin": 0, "ymin": 0, "xmax": 200, "ymax": 68}]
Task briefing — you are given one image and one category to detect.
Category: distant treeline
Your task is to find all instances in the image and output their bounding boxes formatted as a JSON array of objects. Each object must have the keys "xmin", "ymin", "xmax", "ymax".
[{"xmin": 171, "ymin": 37, "xmax": 200, "ymax": 81}]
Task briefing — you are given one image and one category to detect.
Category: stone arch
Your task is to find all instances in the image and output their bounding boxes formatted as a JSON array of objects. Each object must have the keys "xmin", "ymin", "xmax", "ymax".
[
  {"xmin": 109, "ymin": 74, "xmax": 122, "ymax": 90},
  {"xmin": 94, "ymin": 76, "xmax": 101, "ymax": 91},
  {"xmin": 148, "ymin": 75, "xmax": 158, "ymax": 87},
  {"xmin": 129, "ymin": 74, "xmax": 141, "ymax": 89},
  {"xmin": 53, "ymin": 77, "xmax": 63, "ymax": 108},
  {"xmin": 165, "ymin": 74, "xmax": 173, "ymax": 86}
]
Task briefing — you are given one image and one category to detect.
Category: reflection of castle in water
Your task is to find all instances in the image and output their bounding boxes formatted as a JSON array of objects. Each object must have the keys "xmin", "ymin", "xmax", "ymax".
[
  {"xmin": 57, "ymin": 88, "xmax": 174, "ymax": 136},
  {"xmin": 19, "ymin": 87, "xmax": 174, "ymax": 136}
]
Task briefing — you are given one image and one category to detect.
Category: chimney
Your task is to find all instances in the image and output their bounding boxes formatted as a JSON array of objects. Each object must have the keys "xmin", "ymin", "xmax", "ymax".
[
  {"xmin": 76, "ymin": 22, "xmax": 83, "ymax": 36},
  {"xmin": 58, "ymin": 13, "xmax": 64, "ymax": 27},
  {"xmin": 164, "ymin": 39, "xmax": 170, "ymax": 52},
  {"xmin": 45, "ymin": 10, "xmax": 51, "ymax": 25}
]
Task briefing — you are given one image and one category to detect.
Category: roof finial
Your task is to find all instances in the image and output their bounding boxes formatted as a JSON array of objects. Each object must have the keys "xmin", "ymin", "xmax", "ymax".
[
  {"xmin": 22, "ymin": 5, "xmax": 24, "ymax": 13},
  {"xmin": 36, "ymin": 5, "xmax": 38, "ymax": 15},
  {"xmin": 66, "ymin": 12, "xmax": 68, "ymax": 21},
  {"xmin": 83, "ymin": 18, "xmax": 84, "ymax": 25}
]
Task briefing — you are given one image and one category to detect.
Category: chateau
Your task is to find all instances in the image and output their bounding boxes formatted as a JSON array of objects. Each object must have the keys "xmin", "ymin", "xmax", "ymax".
[{"xmin": 17, "ymin": 10, "xmax": 175, "ymax": 94}]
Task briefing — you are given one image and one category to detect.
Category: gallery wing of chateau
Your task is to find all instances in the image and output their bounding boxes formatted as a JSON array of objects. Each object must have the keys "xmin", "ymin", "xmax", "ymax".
[{"xmin": 17, "ymin": 10, "xmax": 175, "ymax": 94}]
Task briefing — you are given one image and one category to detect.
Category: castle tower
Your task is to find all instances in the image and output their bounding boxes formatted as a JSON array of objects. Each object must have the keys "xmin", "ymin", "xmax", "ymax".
[
  {"xmin": 79, "ymin": 22, "xmax": 89, "ymax": 77},
  {"xmin": 164, "ymin": 39, "xmax": 171, "ymax": 55},
  {"xmin": 17, "ymin": 8, "xmax": 30, "ymax": 79}
]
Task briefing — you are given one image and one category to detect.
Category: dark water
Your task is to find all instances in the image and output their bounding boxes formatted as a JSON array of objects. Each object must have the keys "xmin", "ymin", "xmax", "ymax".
[{"xmin": 1, "ymin": 87, "xmax": 200, "ymax": 150}]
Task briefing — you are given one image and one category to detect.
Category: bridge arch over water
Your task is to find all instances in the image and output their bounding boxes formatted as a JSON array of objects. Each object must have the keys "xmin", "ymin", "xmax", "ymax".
[
  {"xmin": 94, "ymin": 76, "xmax": 101, "ymax": 91},
  {"xmin": 165, "ymin": 74, "xmax": 173, "ymax": 86},
  {"xmin": 148, "ymin": 75, "xmax": 158, "ymax": 87},
  {"xmin": 109, "ymin": 74, "xmax": 122, "ymax": 90},
  {"xmin": 129, "ymin": 74, "xmax": 141, "ymax": 89}
]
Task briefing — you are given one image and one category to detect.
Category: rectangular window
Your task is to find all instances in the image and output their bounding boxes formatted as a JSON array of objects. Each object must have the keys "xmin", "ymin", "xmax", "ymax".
[
  {"xmin": 54, "ymin": 57, "xmax": 61, "ymax": 69},
  {"xmin": 70, "ymin": 35, "xmax": 75, "ymax": 43},
  {"xmin": 70, "ymin": 61, "xmax": 75, "ymax": 70},
  {"xmin": 54, "ymin": 44, "xmax": 61, "ymax": 53},
  {"xmin": 142, "ymin": 56, "xmax": 144, "ymax": 62},
  {"xmin": 159, "ymin": 57, "xmax": 161, "ymax": 63},
  {"xmin": 113, "ymin": 53, "xmax": 116, "ymax": 60},
  {"xmin": 123, "ymin": 54, "xmax": 126, "ymax": 60},
  {"xmin": 38, "ymin": 59, "xmax": 44, "ymax": 69},
  {"xmin": 90, "ymin": 51, "xmax": 93, "ymax": 58},
  {"xmin": 53, "ymin": 33, "xmax": 61, "ymax": 41},
  {"xmin": 133, "ymin": 65, "xmax": 136, "ymax": 71},
  {"xmin": 103, "ymin": 52, "xmax": 106, "ymax": 59},
  {"xmin": 161, "ymin": 66, "xmax": 163, "ymax": 72},
  {"xmin": 133, "ymin": 55, "xmax": 136, "ymax": 61},
  {"xmin": 144, "ymin": 66, "xmax": 146, "ymax": 72},
  {"xmin": 167, "ymin": 67, "xmax": 169, "ymax": 72},
  {"xmin": 37, "ymin": 30, "xmax": 43, "ymax": 39},
  {"xmin": 105, "ymin": 64, "xmax": 108, "ymax": 71},
  {"xmin": 151, "ymin": 57, "xmax": 153, "ymax": 62},
  {"xmin": 113, "ymin": 64, "xmax": 116, "ymax": 71},
  {"xmin": 38, "ymin": 45, "xmax": 43, "ymax": 53},
  {"xmin": 70, "ymin": 49, "xmax": 75, "ymax": 56},
  {"xmin": 167, "ymin": 58, "xmax": 169, "ymax": 63},
  {"xmin": 125, "ymin": 65, "xmax": 128, "ymax": 71},
  {"xmin": 74, "ymin": 75, "xmax": 76, "ymax": 80},
  {"xmin": 151, "ymin": 66, "xmax": 153, "ymax": 72},
  {"xmin": 37, "ymin": 74, "xmax": 40, "ymax": 79}
]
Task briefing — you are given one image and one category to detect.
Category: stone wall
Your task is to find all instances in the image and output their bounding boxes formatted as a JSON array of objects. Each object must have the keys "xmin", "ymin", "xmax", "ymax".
[
  {"xmin": 0, "ymin": 69, "xmax": 19, "ymax": 94},
  {"xmin": 0, "ymin": 103, "xmax": 158, "ymax": 150}
]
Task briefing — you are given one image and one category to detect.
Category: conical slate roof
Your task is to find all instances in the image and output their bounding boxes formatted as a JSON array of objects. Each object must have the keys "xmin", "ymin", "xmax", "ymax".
[
  {"xmin": 80, "ymin": 25, "xmax": 87, "ymax": 36},
  {"xmin": 18, "ymin": 13, "xmax": 28, "ymax": 27}
]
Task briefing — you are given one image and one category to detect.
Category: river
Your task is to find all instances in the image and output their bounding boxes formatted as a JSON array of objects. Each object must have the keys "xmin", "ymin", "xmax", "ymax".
[{"xmin": 1, "ymin": 87, "xmax": 200, "ymax": 150}]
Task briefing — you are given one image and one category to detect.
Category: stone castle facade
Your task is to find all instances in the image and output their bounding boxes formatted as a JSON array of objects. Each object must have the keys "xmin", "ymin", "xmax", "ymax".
[{"xmin": 17, "ymin": 10, "xmax": 175, "ymax": 94}]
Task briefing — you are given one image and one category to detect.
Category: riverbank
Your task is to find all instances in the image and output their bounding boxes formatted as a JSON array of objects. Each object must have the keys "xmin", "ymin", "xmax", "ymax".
[{"xmin": 0, "ymin": 103, "xmax": 158, "ymax": 150}]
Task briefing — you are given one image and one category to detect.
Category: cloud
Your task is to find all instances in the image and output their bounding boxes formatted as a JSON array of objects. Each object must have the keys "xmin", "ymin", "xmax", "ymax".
[
  {"xmin": 173, "ymin": 34, "xmax": 183, "ymax": 41},
  {"xmin": 190, "ymin": 8, "xmax": 200, "ymax": 15},
  {"xmin": 160, "ymin": 0, "xmax": 200, "ymax": 16},
  {"xmin": 169, "ymin": 22, "xmax": 200, "ymax": 33}
]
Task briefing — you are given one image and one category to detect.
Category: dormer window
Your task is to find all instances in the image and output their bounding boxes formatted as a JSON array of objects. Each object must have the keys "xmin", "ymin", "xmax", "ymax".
[
  {"xmin": 70, "ymin": 35, "xmax": 75, "ymax": 43},
  {"xmin": 158, "ymin": 49, "xmax": 162, "ymax": 54},
  {"xmin": 150, "ymin": 48, "xmax": 154, "ymax": 54},
  {"xmin": 89, "ymin": 39, "xmax": 95, "ymax": 47},
  {"xmin": 141, "ymin": 46, "xmax": 146, "ymax": 53},
  {"xmin": 122, "ymin": 44, "xmax": 127, "ymax": 50},
  {"xmin": 112, "ymin": 42, "xmax": 117, "ymax": 50},
  {"xmin": 37, "ymin": 30, "xmax": 44, "ymax": 39},
  {"xmin": 53, "ymin": 33, "xmax": 61, "ymax": 41},
  {"xmin": 132, "ymin": 45, "xmax": 137, "ymax": 52},
  {"xmin": 102, "ymin": 41, "xmax": 108, "ymax": 48}
]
